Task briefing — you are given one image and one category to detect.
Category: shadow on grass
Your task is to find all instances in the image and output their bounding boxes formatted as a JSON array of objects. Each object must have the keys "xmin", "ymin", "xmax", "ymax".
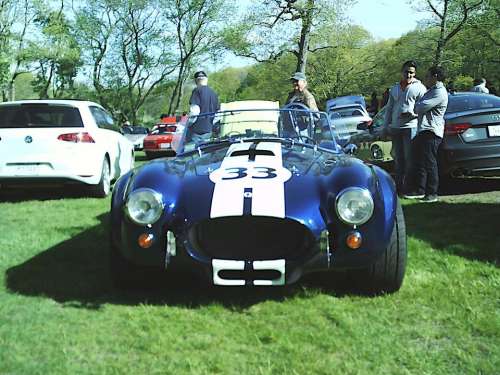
[
  {"xmin": 134, "ymin": 153, "xmax": 150, "ymax": 162},
  {"xmin": 403, "ymin": 202, "xmax": 500, "ymax": 266},
  {"xmin": 439, "ymin": 178, "xmax": 500, "ymax": 195},
  {"xmin": 6, "ymin": 213, "xmax": 355, "ymax": 309},
  {"xmin": 0, "ymin": 186, "xmax": 89, "ymax": 203}
]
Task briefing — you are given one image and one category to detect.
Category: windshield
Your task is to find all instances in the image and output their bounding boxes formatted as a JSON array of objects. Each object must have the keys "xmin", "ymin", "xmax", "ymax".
[
  {"xmin": 447, "ymin": 94, "xmax": 500, "ymax": 113},
  {"xmin": 183, "ymin": 108, "xmax": 340, "ymax": 150},
  {"xmin": 329, "ymin": 106, "xmax": 366, "ymax": 118},
  {"xmin": 127, "ymin": 126, "xmax": 148, "ymax": 134}
]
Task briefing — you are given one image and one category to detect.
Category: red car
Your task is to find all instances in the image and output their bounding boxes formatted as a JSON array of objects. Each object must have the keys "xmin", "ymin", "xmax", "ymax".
[{"xmin": 143, "ymin": 123, "xmax": 185, "ymax": 159}]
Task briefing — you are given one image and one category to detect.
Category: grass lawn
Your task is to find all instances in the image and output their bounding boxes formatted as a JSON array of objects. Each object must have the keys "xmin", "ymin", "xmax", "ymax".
[{"xmin": 1, "ymin": 158, "xmax": 499, "ymax": 374}]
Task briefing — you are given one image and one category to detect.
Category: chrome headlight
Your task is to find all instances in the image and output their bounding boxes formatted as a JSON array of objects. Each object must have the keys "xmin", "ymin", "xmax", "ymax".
[
  {"xmin": 336, "ymin": 187, "xmax": 374, "ymax": 225},
  {"xmin": 126, "ymin": 188, "xmax": 164, "ymax": 225}
]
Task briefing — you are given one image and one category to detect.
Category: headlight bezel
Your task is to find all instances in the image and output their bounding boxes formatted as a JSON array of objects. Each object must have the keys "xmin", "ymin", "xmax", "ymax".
[
  {"xmin": 335, "ymin": 187, "xmax": 374, "ymax": 226},
  {"xmin": 125, "ymin": 188, "xmax": 164, "ymax": 225}
]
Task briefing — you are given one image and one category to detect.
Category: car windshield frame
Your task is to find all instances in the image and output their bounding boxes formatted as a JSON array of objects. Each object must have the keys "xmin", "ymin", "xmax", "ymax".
[{"xmin": 183, "ymin": 108, "xmax": 342, "ymax": 151}]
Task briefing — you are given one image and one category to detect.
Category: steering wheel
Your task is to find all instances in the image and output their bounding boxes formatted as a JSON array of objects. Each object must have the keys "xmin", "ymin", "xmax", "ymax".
[{"xmin": 281, "ymin": 102, "xmax": 315, "ymax": 141}]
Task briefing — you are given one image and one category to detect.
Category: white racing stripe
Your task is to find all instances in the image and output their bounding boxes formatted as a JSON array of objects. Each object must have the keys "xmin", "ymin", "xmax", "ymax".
[{"xmin": 209, "ymin": 142, "xmax": 292, "ymax": 218}]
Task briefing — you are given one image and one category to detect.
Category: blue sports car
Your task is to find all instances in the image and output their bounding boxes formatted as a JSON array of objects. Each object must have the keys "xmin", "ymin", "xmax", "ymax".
[{"xmin": 110, "ymin": 101, "xmax": 406, "ymax": 293}]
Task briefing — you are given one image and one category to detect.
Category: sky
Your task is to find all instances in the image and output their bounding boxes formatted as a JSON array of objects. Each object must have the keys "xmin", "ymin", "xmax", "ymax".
[{"xmin": 347, "ymin": 0, "xmax": 425, "ymax": 40}]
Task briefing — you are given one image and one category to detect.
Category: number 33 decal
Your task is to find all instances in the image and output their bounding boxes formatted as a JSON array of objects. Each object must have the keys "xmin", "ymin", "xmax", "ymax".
[{"xmin": 222, "ymin": 167, "xmax": 277, "ymax": 180}]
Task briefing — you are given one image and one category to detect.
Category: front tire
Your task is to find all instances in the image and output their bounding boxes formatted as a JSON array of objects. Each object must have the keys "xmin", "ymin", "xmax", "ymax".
[{"xmin": 357, "ymin": 200, "xmax": 407, "ymax": 294}]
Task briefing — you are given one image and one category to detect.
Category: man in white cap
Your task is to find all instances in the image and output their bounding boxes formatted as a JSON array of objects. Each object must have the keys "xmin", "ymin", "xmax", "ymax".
[
  {"xmin": 286, "ymin": 72, "xmax": 318, "ymax": 111},
  {"xmin": 188, "ymin": 70, "xmax": 220, "ymax": 144}
]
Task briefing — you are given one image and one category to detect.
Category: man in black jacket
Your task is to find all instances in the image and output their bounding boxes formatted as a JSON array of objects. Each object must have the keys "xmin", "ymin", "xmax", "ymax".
[{"xmin": 188, "ymin": 71, "xmax": 220, "ymax": 144}]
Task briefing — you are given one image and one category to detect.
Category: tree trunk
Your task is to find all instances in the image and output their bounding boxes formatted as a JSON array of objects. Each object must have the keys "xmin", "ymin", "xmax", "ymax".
[
  {"xmin": 168, "ymin": 63, "xmax": 186, "ymax": 114},
  {"xmin": 295, "ymin": 0, "xmax": 314, "ymax": 73}
]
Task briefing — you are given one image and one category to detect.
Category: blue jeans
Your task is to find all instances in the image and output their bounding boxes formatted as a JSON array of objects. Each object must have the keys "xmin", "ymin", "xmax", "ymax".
[{"xmin": 390, "ymin": 127, "xmax": 417, "ymax": 191}]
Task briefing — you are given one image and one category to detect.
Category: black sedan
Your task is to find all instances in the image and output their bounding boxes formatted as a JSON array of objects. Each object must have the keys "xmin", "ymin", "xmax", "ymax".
[
  {"xmin": 351, "ymin": 93, "xmax": 500, "ymax": 181},
  {"xmin": 439, "ymin": 93, "xmax": 500, "ymax": 179}
]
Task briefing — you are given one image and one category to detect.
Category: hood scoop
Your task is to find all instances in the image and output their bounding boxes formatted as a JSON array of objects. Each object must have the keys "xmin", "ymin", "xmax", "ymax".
[{"xmin": 230, "ymin": 148, "xmax": 275, "ymax": 161}]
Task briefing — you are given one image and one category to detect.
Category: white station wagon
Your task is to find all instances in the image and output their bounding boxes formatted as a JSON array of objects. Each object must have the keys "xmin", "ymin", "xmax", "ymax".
[{"xmin": 0, "ymin": 100, "xmax": 135, "ymax": 197}]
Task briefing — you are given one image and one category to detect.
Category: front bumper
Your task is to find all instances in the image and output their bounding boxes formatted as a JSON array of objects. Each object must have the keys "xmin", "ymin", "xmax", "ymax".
[
  {"xmin": 440, "ymin": 141, "xmax": 500, "ymax": 178},
  {"xmin": 112, "ymin": 216, "xmax": 390, "ymax": 286}
]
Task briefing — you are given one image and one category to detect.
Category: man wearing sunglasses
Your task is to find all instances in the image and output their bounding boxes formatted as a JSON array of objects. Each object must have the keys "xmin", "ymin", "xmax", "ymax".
[{"xmin": 383, "ymin": 60, "xmax": 427, "ymax": 194}]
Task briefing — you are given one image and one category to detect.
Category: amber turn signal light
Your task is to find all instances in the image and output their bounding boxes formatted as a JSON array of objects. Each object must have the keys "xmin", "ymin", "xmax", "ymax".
[
  {"xmin": 346, "ymin": 231, "xmax": 362, "ymax": 250},
  {"xmin": 138, "ymin": 233, "xmax": 154, "ymax": 248}
]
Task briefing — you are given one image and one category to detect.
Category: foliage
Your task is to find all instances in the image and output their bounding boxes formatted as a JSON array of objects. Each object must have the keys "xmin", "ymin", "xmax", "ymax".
[
  {"xmin": 2, "ymin": 0, "xmax": 499, "ymax": 120},
  {"xmin": 222, "ymin": 0, "xmax": 351, "ymax": 73},
  {"xmin": 30, "ymin": 4, "xmax": 82, "ymax": 99},
  {"xmin": 161, "ymin": 0, "xmax": 231, "ymax": 114},
  {"xmin": 412, "ymin": 0, "xmax": 486, "ymax": 64}
]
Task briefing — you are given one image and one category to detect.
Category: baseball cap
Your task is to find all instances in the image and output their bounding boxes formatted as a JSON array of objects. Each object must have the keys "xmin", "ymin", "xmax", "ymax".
[
  {"xmin": 290, "ymin": 72, "xmax": 306, "ymax": 81},
  {"xmin": 194, "ymin": 71, "xmax": 207, "ymax": 79}
]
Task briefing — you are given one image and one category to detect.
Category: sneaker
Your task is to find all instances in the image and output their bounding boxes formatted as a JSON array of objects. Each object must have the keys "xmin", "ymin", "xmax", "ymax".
[
  {"xmin": 403, "ymin": 191, "xmax": 425, "ymax": 199},
  {"xmin": 421, "ymin": 194, "xmax": 438, "ymax": 202}
]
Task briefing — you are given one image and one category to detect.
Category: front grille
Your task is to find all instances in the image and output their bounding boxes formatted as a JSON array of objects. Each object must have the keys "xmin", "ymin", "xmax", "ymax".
[{"xmin": 188, "ymin": 216, "xmax": 314, "ymax": 260}]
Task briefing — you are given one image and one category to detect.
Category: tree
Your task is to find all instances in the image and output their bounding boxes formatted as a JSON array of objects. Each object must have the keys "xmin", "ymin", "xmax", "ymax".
[
  {"xmin": 415, "ymin": 0, "xmax": 484, "ymax": 64},
  {"xmin": 75, "ymin": 0, "xmax": 179, "ymax": 124},
  {"xmin": 30, "ymin": 2, "xmax": 82, "ymax": 99},
  {"xmin": 0, "ymin": 0, "xmax": 37, "ymax": 101},
  {"xmin": 162, "ymin": 0, "xmax": 229, "ymax": 114},
  {"xmin": 223, "ymin": 0, "xmax": 351, "ymax": 74}
]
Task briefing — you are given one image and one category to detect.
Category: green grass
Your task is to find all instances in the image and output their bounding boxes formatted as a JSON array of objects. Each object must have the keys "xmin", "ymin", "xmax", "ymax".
[{"xmin": 1, "ymin": 168, "xmax": 499, "ymax": 374}]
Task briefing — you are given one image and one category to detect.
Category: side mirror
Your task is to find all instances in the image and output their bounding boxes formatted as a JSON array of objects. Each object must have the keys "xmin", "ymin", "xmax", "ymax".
[
  {"xmin": 356, "ymin": 122, "xmax": 368, "ymax": 131},
  {"xmin": 343, "ymin": 143, "xmax": 358, "ymax": 155},
  {"xmin": 357, "ymin": 120, "xmax": 373, "ymax": 131}
]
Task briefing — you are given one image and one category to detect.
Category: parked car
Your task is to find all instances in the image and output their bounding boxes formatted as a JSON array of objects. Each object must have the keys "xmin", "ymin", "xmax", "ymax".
[
  {"xmin": 350, "ymin": 93, "xmax": 500, "ymax": 182},
  {"xmin": 109, "ymin": 100, "xmax": 406, "ymax": 294},
  {"xmin": 121, "ymin": 125, "xmax": 149, "ymax": 150},
  {"xmin": 0, "ymin": 100, "xmax": 135, "ymax": 197},
  {"xmin": 350, "ymin": 105, "xmax": 393, "ymax": 165},
  {"xmin": 143, "ymin": 122, "xmax": 186, "ymax": 159},
  {"xmin": 439, "ymin": 92, "xmax": 500, "ymax": 179},
  {"xmin": 326, "ymin": 95, "xmax": 366, "ymax": 111},
  {"xmin": 328, "ymin": 104, "xmax": 372, "ymax": 144}
]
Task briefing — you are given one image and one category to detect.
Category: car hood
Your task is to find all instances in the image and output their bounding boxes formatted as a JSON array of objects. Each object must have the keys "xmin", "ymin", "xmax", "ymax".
[{"xmin": 128, "ymin": 140, "xmax": 375, "ymax": 234}]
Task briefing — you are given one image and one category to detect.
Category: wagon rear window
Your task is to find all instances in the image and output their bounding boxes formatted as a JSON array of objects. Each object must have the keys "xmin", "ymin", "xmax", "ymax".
[{"xmin": 0, "ymin": 104, "xmax": 84, "ymax": 128}]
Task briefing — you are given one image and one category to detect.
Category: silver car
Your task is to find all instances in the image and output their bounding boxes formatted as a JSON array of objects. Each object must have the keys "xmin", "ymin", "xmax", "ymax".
[
  {"xmin": 328, "ymin": 104, "xmax": 372, "ymax": 144},
  {"xmin": 121, "ymin": 125, "xmax": 149, "ymax": 150}
]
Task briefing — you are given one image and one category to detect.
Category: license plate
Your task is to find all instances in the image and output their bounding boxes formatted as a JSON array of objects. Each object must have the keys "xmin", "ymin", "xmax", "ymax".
[
  {"xmin": 14, "ymin": 165, "xmax": 40, "ymax": 175},
  {"xmin": 160, "ymin": 143, "xmax": 171, "ymax": 149},
  {"xmin": 488, "ymin": 125, "xmax": 500, "ymax": 137}
]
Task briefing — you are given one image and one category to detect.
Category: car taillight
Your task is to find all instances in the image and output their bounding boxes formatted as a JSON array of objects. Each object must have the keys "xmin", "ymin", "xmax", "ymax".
[
  {"xmin": 445, "ymin": 123, "xmax": 471, "ymax": 135},
  {"xmin": 57, "ymin": 132, "xmax": 95, "ymax": 143}
]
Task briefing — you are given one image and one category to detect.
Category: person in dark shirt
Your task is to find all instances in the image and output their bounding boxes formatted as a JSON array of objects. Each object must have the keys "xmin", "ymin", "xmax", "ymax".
[
  {"xmin": 188, "ymin": 71, "xmax": 220, "ymax": 144},
  {"xmin": 368, "ymin": 91, "xmax": 379, "ymax": 115}
]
